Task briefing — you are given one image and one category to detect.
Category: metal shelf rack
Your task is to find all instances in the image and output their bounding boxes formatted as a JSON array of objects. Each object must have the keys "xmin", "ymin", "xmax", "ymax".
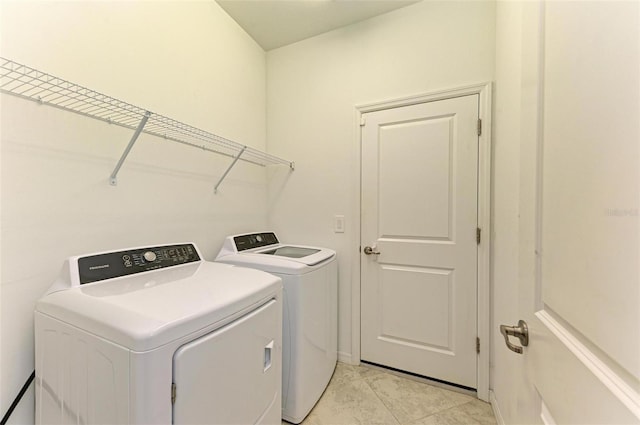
[{"xmin": 0, "ymin": 57, "xmax": 294, "ymax": 193}]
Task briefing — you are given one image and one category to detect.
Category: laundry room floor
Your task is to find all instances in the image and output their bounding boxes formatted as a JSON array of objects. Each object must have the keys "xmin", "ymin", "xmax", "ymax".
[{"xmin": 290, "ymin": 362, "xmax": 497, "ymax": 425}]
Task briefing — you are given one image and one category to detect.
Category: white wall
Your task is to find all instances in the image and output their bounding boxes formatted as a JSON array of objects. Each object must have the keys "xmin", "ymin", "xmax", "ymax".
[
  {"xmin": 0, "ymin": 2, "xmax": 267, "ymax": 423},
  {"xmin": 266, "ymin": 1, "xmax": 495, "ymax": 362}
]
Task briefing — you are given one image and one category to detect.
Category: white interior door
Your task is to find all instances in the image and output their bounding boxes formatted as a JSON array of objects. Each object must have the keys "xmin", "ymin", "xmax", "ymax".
[
  {"xmin": 498, "ymin": 2, "xmax": 640, "ymax": 423},
  {"xmin": 360, "ymin": 95, "xmax": 479, "ymax": 389}
]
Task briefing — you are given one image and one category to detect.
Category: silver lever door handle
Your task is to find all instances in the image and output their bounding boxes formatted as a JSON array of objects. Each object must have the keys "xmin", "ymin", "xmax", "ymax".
[
  {"xmin": 500, "ymin": 320, "xmax": 529, "ymax": 354},
  {"xmin": 363, "ymin": 246, "xmax": 380, "ymax": 255}
]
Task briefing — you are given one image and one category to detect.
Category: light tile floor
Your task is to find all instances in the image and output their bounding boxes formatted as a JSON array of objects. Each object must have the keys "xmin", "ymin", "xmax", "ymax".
[{"xmin": 291, "ymin": 362, "xmax": 497, "ymax": 425}]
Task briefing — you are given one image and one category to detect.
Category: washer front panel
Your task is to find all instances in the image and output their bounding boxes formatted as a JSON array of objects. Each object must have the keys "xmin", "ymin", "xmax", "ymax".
[{"xmin": 172, "ymin": 298, "xmax": 281, "ymax": 424}]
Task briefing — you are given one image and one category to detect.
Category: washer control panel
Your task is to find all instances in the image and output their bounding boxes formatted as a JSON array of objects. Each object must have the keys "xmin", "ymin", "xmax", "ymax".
[
  {"xmin": 234, "ymin": 232, "xmax": 279, "ymax": 251},
  {"xmin": 78, "ymin": 244, "xmax": 200, "ymax": 284}
]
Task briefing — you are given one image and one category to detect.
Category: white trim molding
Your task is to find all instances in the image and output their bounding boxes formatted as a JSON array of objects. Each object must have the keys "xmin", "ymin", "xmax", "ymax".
[
  {"xmin": 337, "ymin": 351, "xmax": 353, "ymax": 365},
  {"xmin": 490, "ymin": 390, "xmax": 506, "ymax": 425},
  {"xmin": 536, "ymin": 310, "xmax": 640, "ymax": 420},
  {"xmin": 352, "ymin": 82, "xmax": 493, "ymax": 401}
]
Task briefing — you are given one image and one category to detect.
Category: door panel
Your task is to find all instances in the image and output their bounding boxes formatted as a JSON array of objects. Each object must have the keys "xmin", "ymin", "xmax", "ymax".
[
  {"xmin": 502, "ymin": 2, "xmax": 640, "ymax": 423},
  {"xmin": 379, "ymin": 116, "xmax": 453, "ymax": 239},
  {"xmin": 531, "ymin": 2, "xmax": 640, "ymax": 421},
  {"xmin": 539, "ymin": 0, "xmax": 639, "ymax": 379},
  {"xmin": 380, "ymin": 265, "xmax": 453, "ymax": 351},
  {"xmin": 361, "ymin": 95, "xmax": 479, "ymax": 388}
]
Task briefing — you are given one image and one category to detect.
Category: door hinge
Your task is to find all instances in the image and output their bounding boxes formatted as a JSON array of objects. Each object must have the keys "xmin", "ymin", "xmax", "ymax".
[
  {"xmin": 477, "ymin": 118, "xmax": 482, "ymax": 136},
  {"xmin": 476, "ymin": 337, "xmax": 481, "ymax": 354},
  {"xmin": 476, "ymin": 227, "xmax": 481, "ymax": 244},
  {"xmin": 171, "ymin": 383, "xmax": 176, "ymax": 404},
  {"xmin": 360, "ymin": 115, "xmax": 366, "ymax": 126}
]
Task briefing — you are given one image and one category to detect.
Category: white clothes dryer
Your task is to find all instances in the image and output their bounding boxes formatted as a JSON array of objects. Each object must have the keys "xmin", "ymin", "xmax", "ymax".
[
  {"xmin": 216, "ymin": 232, "xmax": 337, "ymax": 424},
  {"xmin": 35, "ymin": 243, "xmax": 282, "ymax": 425}
]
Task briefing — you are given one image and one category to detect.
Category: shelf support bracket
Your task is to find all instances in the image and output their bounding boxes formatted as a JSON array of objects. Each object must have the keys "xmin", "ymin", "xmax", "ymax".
[
  {"xmin": 214, "ymin": 146, "xmax": 246, "ymax": 194},
  {"xmin": 109, "ymin": 111, "xmax": 151, "ymax": 186}
]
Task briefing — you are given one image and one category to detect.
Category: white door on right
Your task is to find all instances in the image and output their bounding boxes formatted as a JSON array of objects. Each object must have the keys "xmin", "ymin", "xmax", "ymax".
[
  {"xmin": 501, "ymin": 2, "xmax": 640, "ymax": 423},
  {"xmin": 360, "ymin": 95, "xmax": 479, "ymax": 389}
]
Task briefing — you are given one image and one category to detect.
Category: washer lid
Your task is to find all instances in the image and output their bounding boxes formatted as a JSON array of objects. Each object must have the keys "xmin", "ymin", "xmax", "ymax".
[
  {"xmin": 259, "ymin": 246, "xmax": 320, "ymax": 259},
  {"xmin": 36, "ymin": 262, "xmax": 282, "ymax": 352},
  {"xmin": 216, "ymin": 246, "xmax": 335, "ymax": 275},
  {"xmin": 216, "ymin": 233, "xmax": 336, "ymax": 274},
  {"xmin": 256, "ymin": 245, "xmax": 333, "ymax": 265}
]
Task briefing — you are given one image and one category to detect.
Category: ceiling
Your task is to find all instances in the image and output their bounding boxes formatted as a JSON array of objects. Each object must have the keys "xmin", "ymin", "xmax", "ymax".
[{"xmin": 216, "ymin": 0, "xmax": 421, "ymax": 51}]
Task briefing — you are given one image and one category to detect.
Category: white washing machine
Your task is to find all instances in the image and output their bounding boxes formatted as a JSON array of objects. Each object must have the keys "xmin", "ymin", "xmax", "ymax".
[
  {"xmin": 35, "ymin": 243, "xmax": 282, "ymax": 425},
  {"xmin": 216, "ymin": 232, "xmax": 337, "ymax": 424}
]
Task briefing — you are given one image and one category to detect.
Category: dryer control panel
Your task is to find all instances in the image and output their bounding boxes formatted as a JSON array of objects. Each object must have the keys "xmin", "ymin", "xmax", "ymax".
[{"xmin": 78, "ymin": 244, "xmax": 200, "ymax": 284}]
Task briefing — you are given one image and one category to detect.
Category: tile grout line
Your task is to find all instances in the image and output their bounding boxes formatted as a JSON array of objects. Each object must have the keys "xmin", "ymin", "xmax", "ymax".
[
  {"xmin": 362, "ymin": 370, "xmax": 478, "ymax": 425},
  {"xmin": 361, "ymin": 373, "xmax": 403, "ymax": 425},
  {"xmin": 409, "ymin": 400, "xmax": 477, "ymax": 425},
  {"xmin": 310, "ymin": 364, "xmax": 495, "ymax": 425}
]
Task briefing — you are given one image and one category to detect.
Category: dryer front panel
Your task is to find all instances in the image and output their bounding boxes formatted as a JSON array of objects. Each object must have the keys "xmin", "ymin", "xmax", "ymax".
[{"xmin": 172, "ymin": 298, "xmax": 281, "ymax": 424}]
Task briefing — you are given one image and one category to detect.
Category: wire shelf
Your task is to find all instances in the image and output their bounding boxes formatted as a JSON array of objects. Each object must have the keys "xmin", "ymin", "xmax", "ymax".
[{"xmin": 0, "ymin": 57, "xmax": 294, "ymax": 190}]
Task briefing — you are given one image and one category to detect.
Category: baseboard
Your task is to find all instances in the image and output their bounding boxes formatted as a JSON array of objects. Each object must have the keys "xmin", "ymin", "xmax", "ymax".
[
  {"xmin": 337, "ymin": 351, "xmax": 354, "ymax": 365},
  {"xmin": 490, "ymin": 390, "xmax": 506, "ymax": 425}
]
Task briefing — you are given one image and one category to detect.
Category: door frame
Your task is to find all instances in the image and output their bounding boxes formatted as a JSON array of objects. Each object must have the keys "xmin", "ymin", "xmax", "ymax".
[{"xmin": 351, "ymin": 83, "xmax": 492, "ymax": 401}]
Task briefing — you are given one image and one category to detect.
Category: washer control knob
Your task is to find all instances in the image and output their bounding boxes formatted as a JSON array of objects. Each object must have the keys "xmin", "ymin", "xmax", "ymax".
[{"xmin": 143, "ymin": 251, "xmax": 157, "ymax": 262}]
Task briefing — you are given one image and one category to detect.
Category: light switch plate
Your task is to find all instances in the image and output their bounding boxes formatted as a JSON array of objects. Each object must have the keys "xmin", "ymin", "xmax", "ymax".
[{"xmin": 334, "ymin": 215, "xmax": 345, "ymax": 233}]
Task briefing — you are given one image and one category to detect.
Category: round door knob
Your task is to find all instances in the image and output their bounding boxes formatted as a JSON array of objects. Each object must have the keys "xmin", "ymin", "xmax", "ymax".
[
  {"xmin": 143, "ymin": 251, "xmax": 157, "ymax": 262},
  {"xmin": 363, "ymin": 246, "xmax": 381, "ymax": 255}
]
